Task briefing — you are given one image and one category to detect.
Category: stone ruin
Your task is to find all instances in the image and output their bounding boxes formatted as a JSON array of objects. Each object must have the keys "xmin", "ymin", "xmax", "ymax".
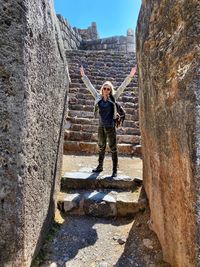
[
  {"xmin": 57, "ymin": 14, "xmax": 136, "ymax": 52},
  {"xmin": 0, "ymin": 0, "xmax": 200, "ymax": 266},
  {"xmin": 74, "ymin": 22, "xmax": 99, "ymax": 41}
]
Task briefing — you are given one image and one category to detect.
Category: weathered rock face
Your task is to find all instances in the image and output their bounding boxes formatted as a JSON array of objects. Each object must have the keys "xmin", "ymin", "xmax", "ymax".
[
  {"xmin": 0, "ymin": 0, "xmax": 69, "ymax": 266},
  {"xmin": 136, "ymin": 0, "xmax": 200, "ymax": 266}
]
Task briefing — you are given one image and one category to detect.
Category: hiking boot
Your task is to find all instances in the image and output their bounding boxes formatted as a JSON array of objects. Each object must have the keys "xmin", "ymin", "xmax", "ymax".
[
  {"xmin": 92, "ymin": 165, "xmax": 103, "ymax": 173},
  {"xmin": 111, "ymin": 151, "xmax": 118, "ymax": 178},
  {"xmin": 111, "ymin": 170, "xmax": 117, "ymax": 177},
  {"xmin": 92, "ymin": 151, "xmax": 105, "ymax": 173}
]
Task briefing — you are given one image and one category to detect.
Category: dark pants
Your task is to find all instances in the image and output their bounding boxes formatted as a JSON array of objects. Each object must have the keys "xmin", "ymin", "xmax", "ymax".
[
  {"xmin": 98, "ymin": 126, "xmax": 117, "ymax": 154},
  {"xmin": 97, "ymin": 126, "xmax": 118, "ymax": 172}
]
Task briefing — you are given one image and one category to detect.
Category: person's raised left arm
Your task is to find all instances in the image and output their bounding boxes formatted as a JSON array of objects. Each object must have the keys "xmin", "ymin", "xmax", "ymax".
[{"xmin": 114, "ymin": 65, "xmax": 137, "ymax": 100}]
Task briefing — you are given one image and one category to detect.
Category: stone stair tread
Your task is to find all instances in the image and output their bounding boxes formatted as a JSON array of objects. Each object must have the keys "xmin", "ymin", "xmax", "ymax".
[
  {"xmin": 63, "ymin": 141, "xmax": 142, "ymax": 156},
  {"xmin": 65, "ymin": 128, "xmax": 139, "ymax": 135},
  {"xmin": 67, "ymin": 117, "xmax": 138, "ymax": 125},
  {"xmin": 63, "ymin": 141, "xmax": 136, "ymax": 146},
  {"xmin": 57, "ymin": 187, "xmax": 145, "ymax": 217},
  {"xmin": 63, "ymin": 171, "xmax": 134, "ymax": 180},
  {"xmin": 61, "ymin": 170, "xmax": 142, "ymax": 190}
]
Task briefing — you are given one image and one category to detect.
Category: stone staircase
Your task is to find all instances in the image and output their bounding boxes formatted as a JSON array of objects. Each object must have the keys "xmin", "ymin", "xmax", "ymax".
[
  {"xmin": 64, "ymin": 50, "xmax": 141, "ymax": 156},
  {"xmin": 57, "ymin": 168, "xmax": 145, "ymax": 217}
]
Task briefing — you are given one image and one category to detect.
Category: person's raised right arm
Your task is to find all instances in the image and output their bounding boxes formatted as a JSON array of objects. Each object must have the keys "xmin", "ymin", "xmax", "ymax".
[{"xmin": 80, "ymin": 65, "xmax": 98, "ymax": 99}]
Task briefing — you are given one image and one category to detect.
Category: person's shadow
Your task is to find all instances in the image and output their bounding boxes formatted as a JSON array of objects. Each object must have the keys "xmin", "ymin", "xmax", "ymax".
[
  {"xmin": 39, "ymin": 212, "xmax": 134, "ymax": 267},
  {"xmin": 40, "ymin": 214, "xmax": 98, "ymax": 267}
]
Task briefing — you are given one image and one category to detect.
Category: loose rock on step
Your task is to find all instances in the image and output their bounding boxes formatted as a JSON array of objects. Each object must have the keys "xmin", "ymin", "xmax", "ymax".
[
  {"xmin": 117, "ymin": 236, "xmax": 127, "ymax": 245},
  {"xmin": 143, "ymin": 238, "xmax": 153, "ymax": 249}
]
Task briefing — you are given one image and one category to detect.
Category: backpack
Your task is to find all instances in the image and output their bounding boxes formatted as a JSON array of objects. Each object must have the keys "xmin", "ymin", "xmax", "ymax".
[{"xmin": 114, "ymin": 102, "xmax": 126, "ymax": 128}]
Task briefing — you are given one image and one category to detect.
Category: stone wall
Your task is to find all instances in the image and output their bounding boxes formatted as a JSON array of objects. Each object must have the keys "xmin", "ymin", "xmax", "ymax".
[
  {"xmin": 74, "ymin": 22, "xmax": 99, "ymax": 41},
  {"xmin": 82, "ymin": 29, "xmax": 135, "ymax": 52},
  {"xmin": 57, "ymin": 14, "xmax": 135, "ymax": 52},
  {"xmin": 136, "ymin": 0, "xmax": 200, "ymax": 266},
  {"xmin": 57, "ymin": 14, "xmax": 82, "ymax": 50},
  {"xmin": 0, "ymin": 0, "xmax": 69, "ymax": 266}
]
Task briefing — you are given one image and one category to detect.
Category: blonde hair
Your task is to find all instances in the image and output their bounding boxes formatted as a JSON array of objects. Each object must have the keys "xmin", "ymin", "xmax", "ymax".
[{"xmin": 100, "ymin": 81, "xmax": 115, "ymax": 95}]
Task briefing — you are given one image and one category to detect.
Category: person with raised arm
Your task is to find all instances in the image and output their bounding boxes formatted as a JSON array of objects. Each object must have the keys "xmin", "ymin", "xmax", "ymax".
[{"xmin": 80, "ymin": 64, "xmax": 137, "ymax": 177}]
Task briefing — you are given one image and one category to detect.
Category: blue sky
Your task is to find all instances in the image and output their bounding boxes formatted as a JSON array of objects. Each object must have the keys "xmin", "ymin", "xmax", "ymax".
[{"xmin": 54, "ymin": 0, "xmax": 142, "ymax": 38}]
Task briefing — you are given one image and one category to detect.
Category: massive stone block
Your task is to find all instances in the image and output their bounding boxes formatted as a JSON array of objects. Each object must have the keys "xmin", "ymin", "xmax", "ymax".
[
  {"xmin": 0, "ymin": 0, "xmax": 69, "ymax": 266},
  {"xmin": 136, "ymin": 0, "xmax": 200, "ymax": 266}
]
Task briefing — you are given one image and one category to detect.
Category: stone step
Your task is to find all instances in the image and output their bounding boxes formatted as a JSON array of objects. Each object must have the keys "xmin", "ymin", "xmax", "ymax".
[
  {"xmin": 117, "ymin": 127, "xmax": 140, "ymax": 135},
  {"xmin": 80, "ymin": 75, "xmax": 136, "ymax": 82},
  {"xmin": 67, "ymin": 55, "xmax": 136, "ymax": 62},
  {"xmin": 68, "ymin": 60, "xmax": 136, "ymax": 67},
  {"xmin": 63, "ymin": 140, "xmax": 142, "ymax": 156},
  {"xmin": 57, "ymin": 187, "xmax": 145, "ymax": 218},
  {"xmin": 69, "ymin": 124, "xmax": 140, "ymax": 135},
  {"xmin": 61, "ymin": 171, "xmax": 142, "ymax": 191},
  {"xmin": 68, "ymin": 72, "xmax": 137, "ymax": 81},
  {"xmin": 68, "ymin": 110, "xmax": 94, "ymax": 118},
  {"xmin": 117, "ymin": 134, "xmax": 140, "ymax": 144},
  {"xmin": 69, "ymin": 87, "xmax": 139, "ymax": 95},
  {"xmin": 69, "ymin": 104, "xmax": 94, "ymax": 112},
  {"xmin": 68, "ymin": 64, "xmax": 137, "ymax": 71},
  {"xmin": 67, "ymin": 117, "xmax": 139, "ymax": 128},
  {"xmin": 69, "ymin": 70, "xmax": 138, "ymax": 78},
  {"xmin": 70, "ymin": 98, "xmax": 138, "ymax": 108},
  {"xmin": 68, "ymin": 65, "xmax": 137, "ymax": 71},
  {"xmin": 67, "ymin": 117, "xmax": 99, "ymax": 125},
  {"xmin": 66, "ymin": 49, "xmax": 136, "ymax": 55},
  {"xmin": 70, "ymin": 79, "xmax": 138, "ymax": 89},
  {"xmin": 68, "ymin": 60, "xmax": 138, "ymax": 68},
  {"xmin": 69, "ymin": 94, "xmax": 138, "ymax": 107},
  {"xmin": 69, "ymin": 124, "xmax": 99, "ymax": 133},
  {"xmin": 69, "ymin": 104, "xmax": 139, "ymax": 116},
  {"xmin": 78, "ymin": 56, "xmax": 136, "ymax": 62},
  {"xmin": 64, "ymin": 130, "xmax": 97, "ymax": 142},
  {"xmin": 64, "ymin": 130, "xmax": 140, "ymax": 144},
  {"xmin": 69, "ymin": 98, "xmax": 95, "ymax": 106},
  {"xmin": 68, "ymin": 87, "xmax": 139, "ymax": 97},
  {"xmin": 67, "ymin": 110, "xmax": 138, "ymax": 121},
  {"xmin": 123, "ymin": 120, "xmax": 140, "ymax": 128},
  {"xmin": 119, "ymin": 95, "xmax": 138, "ymax": 103}
]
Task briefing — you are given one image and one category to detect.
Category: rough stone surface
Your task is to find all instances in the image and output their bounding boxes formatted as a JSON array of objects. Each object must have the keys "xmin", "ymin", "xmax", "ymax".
[
  {"xmin": 57, "ymin": 14, "xmax": 82, "ymax": 50},
  {"xmin": 0, "ymin": 0, "xmax": 69, "ymax": 266},
  {"xmin": 137, "ymin": 1, "xmax": 200, "ymax": 266},
  {"xmin": 61, "ymin": 154, "xmax": 143, "ymax": 183},
  {"xmin": 116, "ymin": 189, "xmax": 145, "ymax": 217},
  {"xmin": 57, "ymin": 189, "xmax": 145, "ymax": 217},
  {"xmin": 63, "ymin": 141, "xmax": 138, "ymax": 156},
  {"xmin": 83, "ymin": 191, "xmax": 117, "ymax": 217},
  {"xmin": 61, "ymin": 171, "xmax": 137, "ymax": 190}
]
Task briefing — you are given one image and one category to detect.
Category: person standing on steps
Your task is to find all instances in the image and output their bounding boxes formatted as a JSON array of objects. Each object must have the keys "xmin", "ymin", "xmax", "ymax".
[{"xmin": 80, "ymin": 64, "xmax": 137, "ymax": 177}]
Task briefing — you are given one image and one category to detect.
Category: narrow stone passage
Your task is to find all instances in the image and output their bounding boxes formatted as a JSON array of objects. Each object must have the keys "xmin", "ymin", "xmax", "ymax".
[{"xmin": 34, "ymin": 155, "xmax": 170, "ymax": 267}]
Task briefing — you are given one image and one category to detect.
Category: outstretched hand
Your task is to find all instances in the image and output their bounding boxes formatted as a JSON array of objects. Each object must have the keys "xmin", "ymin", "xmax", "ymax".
[
  {"xmin": 80, "ymin": 65, "xmax": 85, "ymax": 77},
  {"xmin": 130, "ymin": 65, "xmax": 137, "ymax": 77}
]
